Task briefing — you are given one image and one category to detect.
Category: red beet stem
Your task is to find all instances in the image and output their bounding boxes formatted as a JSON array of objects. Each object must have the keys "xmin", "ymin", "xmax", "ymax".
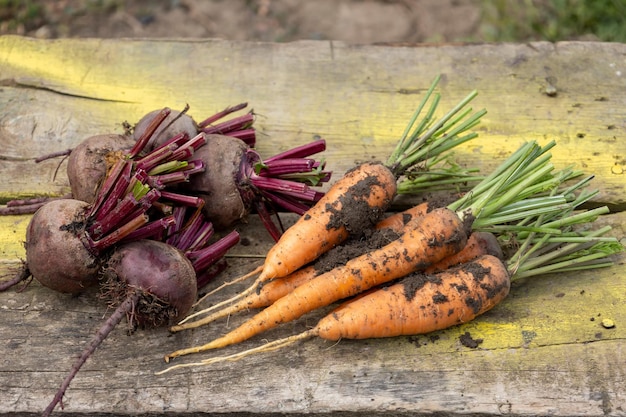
[
  {"xmin": 159, "ymin": 191, "xmax": 204, "ymax": 207},
  {"xmin": 201, "ymin": 113, "xmax": 254, "ymax": 135},
  {"xmin": 88, "ymin": 214, "xmax": 149, "ymax": 252},
  {"xmin": 41, "ymin": 290, "xmax": 142, "ymax": 417},
  {"xmin": 259, "ymin": 189, "xmax": 320, "ymax": 215},
  {"xmin": 253, "ymin": 200, "xmax": 283, "ymax": 242},
  {"xmin": 250, "ymin": 176, "xmax": 320, "ymax": 201},
  {"xmin": 122, "ymin": 215, "xmax": 177, "ymax": 242},
  {"xmin": 195, "ymin": 258, "xmax": 229, "ymax": 290},
  {"xmin": 263, "ymin": 138, "xmax": 326, "ymax": 162},
  {"xmin": 186, "ymin": 230, "xmax": 240, "ymax": 273},
  {"xmin": 226, "ymin": 128, "xmax": 256, "ymax": 146},
  {"xmin": 172, "ymin": 212, "xmax": 214, "ymax": 252},
  {"xmin": 89, "ymin": 159, "xmax": 129, "ymax": 217},
  {"xmin": 128, "ymin": 108, "xmax": 171, "ymax": 158},
  {"xmin": 197, "ymin": 102, "xmax": 248, "ymax": 128},
  {"xmin": 171, "ymin": 133, "xmax": 208, "ymax": 160}
]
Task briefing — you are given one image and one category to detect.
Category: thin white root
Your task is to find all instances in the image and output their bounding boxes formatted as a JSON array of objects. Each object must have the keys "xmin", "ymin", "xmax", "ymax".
[
  {"xmin": 190, "ymin": 264, "xmax": 263, "ymax": 309},
  {"xmin": 156, "ymin": 331, "xmax": 313, "ymax": 375}
]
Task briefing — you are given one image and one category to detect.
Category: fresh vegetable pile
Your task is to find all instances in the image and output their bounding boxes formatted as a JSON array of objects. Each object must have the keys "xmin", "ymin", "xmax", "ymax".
[{"xmin": 0, "ymin": 77, "xmax": 623, "ymax": 415}]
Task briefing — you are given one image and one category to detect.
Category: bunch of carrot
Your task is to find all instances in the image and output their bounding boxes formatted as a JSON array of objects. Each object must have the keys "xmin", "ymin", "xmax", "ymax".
[
  {"xmin": 156, "ymin": 135, "xmax": 622, "ymax": 373},
  {"xmin": 152, "ymin": 79, "xmax": 622, "ymax": 373}
]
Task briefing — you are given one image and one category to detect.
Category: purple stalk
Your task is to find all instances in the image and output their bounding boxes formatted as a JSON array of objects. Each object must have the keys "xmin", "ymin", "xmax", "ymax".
[
  {"xmin": 259, "ymin": 190, "xmax": 320, "ymax": 215},
  {"xmin": 186, "ymin": 230, "xmax": 240, "ymax": 273},
  {"xmin": 197, "ymin": 102, "xmax": 248, "ymax": 128},
  {"xmin": 175, "ymin": 213, "xmax": 215, "ymax": 252},
  {"xmin": 263, "ymin": 139, "xmax": 326, "ymax": 163},
  {"xmin": 202, "ymin": 113, "xmax": 254, "ymax": 135},
  {"xmin": 226, "ymin": 128, "xmax": 256, "ymax": 146},
  {"xmin": 88, "ymin": 159, "xmax": 129, "ymax": 217},
  {"xmin": 254, "ymin": 200, "xmax": 283, "ymax": 242},
  {"xmin": 128, "ymin": 108, "xmax": 171, "ymax": 158},
  {"xmin": 88, "ymin": 214, "xmax": 148, "ymax": 252},
  {"xmin": 135, "ymin": 145, "xmax": 176, "ymax": 173},
  {"xmin": 195, "ymin": 259, "xmax": 228, "ymax": 290},
  {"xmin": 171, "ymin": 133, "xmax": 208, "ymax": 160},
  {"xmin": 159, "ymin": 191, "xmax": 204, "ymax": 207},
  {"xmin": 258, "ymin": 159, "xmax": 315, "ymax": 176},
  {"xmin": 121, "ymin": 215, "xmax": 176, "ymax": 243},
  {"xmin": 250, "ymin": 176, "xmax": 321, "ymax": 201}
]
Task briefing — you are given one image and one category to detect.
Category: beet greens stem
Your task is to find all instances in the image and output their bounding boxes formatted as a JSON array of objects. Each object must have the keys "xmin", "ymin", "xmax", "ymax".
[
  {"xmin": 197, "ymin": 102, "xmax": 248, "ymax": 128},
  {"xmin": 42, "ymin": 291, "xmax": 142, "ymax": 417}
]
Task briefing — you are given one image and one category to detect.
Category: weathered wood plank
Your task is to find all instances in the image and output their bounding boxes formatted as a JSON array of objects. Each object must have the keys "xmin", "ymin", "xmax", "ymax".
[{"xmin": 0, "ymin": 36, "xmax": 625, "ymax": 416}]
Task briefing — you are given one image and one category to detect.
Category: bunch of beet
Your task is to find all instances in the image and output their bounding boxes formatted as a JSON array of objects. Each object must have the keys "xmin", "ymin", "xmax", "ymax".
[{"xmin": 0, "ymin": 102, "xmax": 330, "ymax": 416}]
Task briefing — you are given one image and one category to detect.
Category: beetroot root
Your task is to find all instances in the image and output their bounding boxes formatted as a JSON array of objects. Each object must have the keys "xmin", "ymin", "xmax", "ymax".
[
  {"xmin": 188, "ymin": 134, "xmax": 329, "ymax": 237},
  {"xmin": 103, "ymin": 239, "xmax": 198, "ymax": 326},
  {"xmin": 25, "ymin": 199, "xmax": 100, "ymax": 293},
  {"xmin": 42, "ymin": 239, "xmax": 197, "ymax": 417},
  {"xmin": 133, "ymin": 109, "xmax": 199, "ymax": 153},
  {"xmin": 66, "ymin": 133, "xmax": 135, "ymax": 203},
  {"xmin": 188, "ymin": 134, "xmax": 249, "ymax": 229}
]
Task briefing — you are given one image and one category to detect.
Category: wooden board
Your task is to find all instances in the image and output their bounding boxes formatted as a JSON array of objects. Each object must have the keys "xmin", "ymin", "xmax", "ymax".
[{"xmin": 1, "ymin": 36, "xmax": 625, "ymax": 416}]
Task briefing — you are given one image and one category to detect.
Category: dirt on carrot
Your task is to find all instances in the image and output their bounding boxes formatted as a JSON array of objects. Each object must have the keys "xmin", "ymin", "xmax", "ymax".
[{"xmin": 323, "ymin": 163, "xmax": 390, "ymax": 234}]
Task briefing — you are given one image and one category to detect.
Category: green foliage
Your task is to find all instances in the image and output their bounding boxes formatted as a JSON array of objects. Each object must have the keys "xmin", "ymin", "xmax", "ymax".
[{"xmin": 480, "ymin": 0, "xmax": 626, "ymax": 42}]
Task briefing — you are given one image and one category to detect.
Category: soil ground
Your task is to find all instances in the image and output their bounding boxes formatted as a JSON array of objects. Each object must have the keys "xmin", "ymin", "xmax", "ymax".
[{"xmin": 2, "ymin": 0, "xmax": 483, "ymax": 44}]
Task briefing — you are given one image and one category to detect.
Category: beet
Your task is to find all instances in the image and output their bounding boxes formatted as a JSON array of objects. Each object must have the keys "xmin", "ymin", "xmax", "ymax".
[
  {"xmin": 187, "ymin": 134, "xmax": 330, "ymax": 240},
  {"xmin": 25, "ymin": 199, "xmax": 100, "ymax": 293},
  {"xmin": 102, "ymin": 239, "xmax": 198, "ymax": 326},
  {"xmin": 133, "ymin": 103, "xmax": 256, "ymax": 154},
  {"xmin": 188, "ymin": 134, "xmax": 249, "ymax": 229},
  {"xmin": 66, "ymin": 133, "xmax": 135, "ymax": 203},
  {"xmin": 133, "ymin": 109, "xmax": 199, "ymax": 153},
  {"xmin": 42, "ymin": 240, "xmax": 197, "ymax": 417}
]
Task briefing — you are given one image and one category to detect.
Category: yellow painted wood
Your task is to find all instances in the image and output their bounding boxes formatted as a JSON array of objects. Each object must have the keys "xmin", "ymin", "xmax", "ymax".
[{"xmin": 0, "ymin": 36, "xmax": 625, "ymax": 416}]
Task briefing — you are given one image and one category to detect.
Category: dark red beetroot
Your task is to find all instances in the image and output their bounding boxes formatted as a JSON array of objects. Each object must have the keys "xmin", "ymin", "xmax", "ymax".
[
  {"xmin": 133, "ymin": 109, "xmax": 199, "ymax": 153},
  {"xmin": 133, "ymin": 103, "xmax": 255, "ymax": 153},
  {"xmin": 66, "ymin": 133, "xmax": 135, "ymax": 203},
  {"xmin": 188, "ymin": 134, "xmax": 330, "ymax": 240},
  {"xmin": 42, "ymin": 239, "xmax": 197, "ymax": 417},
  {"xmin": 25, "ymin": 199, "xmax": 100, "ymax": 293}
]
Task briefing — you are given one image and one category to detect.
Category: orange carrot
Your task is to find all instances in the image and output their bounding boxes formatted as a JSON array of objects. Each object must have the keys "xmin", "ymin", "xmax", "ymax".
[
  {"xmin": 374, "ymin": 202, "xmax": 431, "ymax": 232},
  {"xmin": 424, "ymin": 231, "xmax": 502, "ymax": 274},
  {"xmin": 258, "ymin": 161, "xmax": 397, "ymax": 281},
  {"xmin": 172, "ymin": 217, "xmax": 500, "ymax": 332},
  {"xmin": 164, "ymin": 206, "xmax": 468, "ymax": 362},
  {"xmin": 157, "ymin": 254, "xmax": 509, "ymax": 373}
]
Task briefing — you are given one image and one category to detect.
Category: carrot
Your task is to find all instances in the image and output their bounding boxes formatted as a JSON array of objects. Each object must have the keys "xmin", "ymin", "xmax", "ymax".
[
  {"xmin": 209, "ymin": 77, "xmax": 485, "ymax": 293},
  {"xmin": 157, "ymin": 254, "xmax": 510, "ymax": 373},
  {"xmin": 172, "ymin": 219, "xmax": 500, "ymax": 332},
  {"xmin": 374, "ymin": 202, "xmax": 431, "ymax": 232},
  {"xmin": 164, "ymin": 206, "xmax": 468, "ymax": 361},
  {"xmin": 158, "ymin": 141, "xmax": 626, "ymax": 373},
  {"xmin": 424, "ymin": 231, "xmax": 502, "ymax": 274}
]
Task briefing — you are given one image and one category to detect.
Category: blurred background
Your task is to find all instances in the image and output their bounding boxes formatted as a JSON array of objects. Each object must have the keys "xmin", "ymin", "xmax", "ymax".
[{"xmin": 0, "ymin": 0, "xmax": 625, "ymax": 43}]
